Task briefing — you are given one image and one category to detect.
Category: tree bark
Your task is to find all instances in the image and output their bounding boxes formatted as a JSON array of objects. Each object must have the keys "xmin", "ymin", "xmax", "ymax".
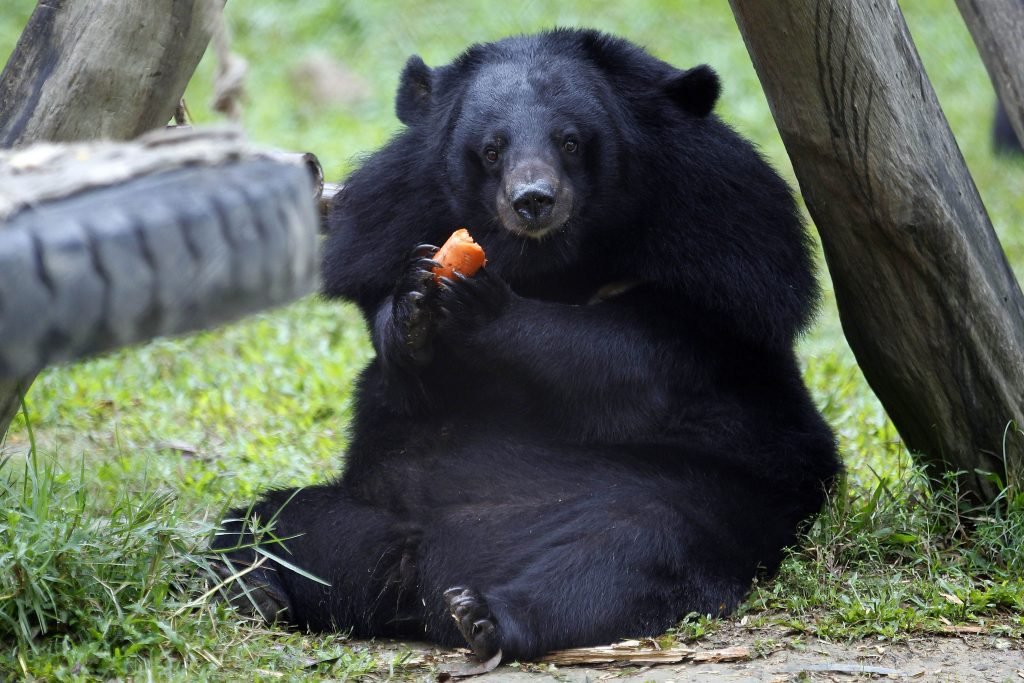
[
  {"xmin": 0, "ymin": 0, "xmax": 221, "ymax": 146},
  {"xmin": 728, "ymin": 1, "xmax": 1024, "ymax": 502},
  {"xmin": 0, "ymin": 0, "xmax": 222, "ymax": 437},
  {"xmin": 0, "ymin": 379, "xmax": 29, "ymax": 441},
  {"xmin": 954, "ymin": 0, "xmax": 1024, "ymax": 147}
]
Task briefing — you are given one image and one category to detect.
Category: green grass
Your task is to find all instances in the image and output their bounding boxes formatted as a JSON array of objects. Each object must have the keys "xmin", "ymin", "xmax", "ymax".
[
  {"xmin": 745, "ymin": 469, "xmax": 1024, "ymax": 639},
  {"xmin": 3, "ymin": 0, "xmax": 1024, "ymax": 679}
]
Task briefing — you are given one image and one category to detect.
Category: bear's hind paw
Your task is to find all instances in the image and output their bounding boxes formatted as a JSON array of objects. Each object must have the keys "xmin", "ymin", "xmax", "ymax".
[
  {"xmin": 211, "ymin": 560, "xmax": 292, "ymax": 624},
  {"xmin": 444, "ymin": 586, "xmax": 501, "ymax": 661}
]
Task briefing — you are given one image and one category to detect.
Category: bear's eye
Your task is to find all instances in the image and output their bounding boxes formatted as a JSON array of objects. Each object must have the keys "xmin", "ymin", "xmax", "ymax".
[
  {"xmin": 563, "ymin": 138, "xmax": 579, "ymax": 154},
  {"xmin": 484, "ymin": 147, "xmax": 500, "ymax": 164}
]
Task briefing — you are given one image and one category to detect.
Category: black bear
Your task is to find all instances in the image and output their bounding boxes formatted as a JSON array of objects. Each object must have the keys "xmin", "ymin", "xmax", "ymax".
[{"xmin": 213, "ymin": 28, "xmax": 840, "ymax": 662}]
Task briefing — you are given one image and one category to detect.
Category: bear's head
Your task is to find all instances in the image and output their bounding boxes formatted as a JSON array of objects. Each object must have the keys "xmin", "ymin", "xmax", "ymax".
[
  {"xmin": 375, "ymin": 29, "xmax": 815, "ymax": 346},
  {"xmin": 395, "ymin": 29, "xmax": 720, "ymax": 247}
]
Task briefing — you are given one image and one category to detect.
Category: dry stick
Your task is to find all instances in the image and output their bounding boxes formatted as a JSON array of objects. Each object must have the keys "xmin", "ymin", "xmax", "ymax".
[{"xmin": 727, "ymin": 0, "xmax": 1024, "ymax": 502}]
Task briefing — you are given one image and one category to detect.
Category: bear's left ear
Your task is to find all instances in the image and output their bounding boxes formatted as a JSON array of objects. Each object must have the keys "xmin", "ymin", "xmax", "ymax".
[
  {"xmin": 396, "ymin": 55, "xmax": 433, "ymax": 126},
  {"xmin": 662, "ymin": 65, "xmax": 720, "ymax": 117}
]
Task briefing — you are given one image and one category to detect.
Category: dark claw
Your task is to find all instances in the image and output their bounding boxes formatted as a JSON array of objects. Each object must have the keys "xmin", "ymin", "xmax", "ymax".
[
  {"xmin": 410, "ymin": 243, "xmax": 440, "ymax": 259},
  {"xmin": 472, "ymin": 619, "xmax": 494, "ymax": 637},
  {"xmin": 413, "ymin": 257, "xmax": 443, "ymax": 276}
]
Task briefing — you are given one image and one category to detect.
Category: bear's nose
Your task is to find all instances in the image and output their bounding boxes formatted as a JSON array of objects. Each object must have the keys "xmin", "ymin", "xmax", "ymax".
[{"xmin": 511, "ymin": 185, "xmax": 555, "ymax": 225}]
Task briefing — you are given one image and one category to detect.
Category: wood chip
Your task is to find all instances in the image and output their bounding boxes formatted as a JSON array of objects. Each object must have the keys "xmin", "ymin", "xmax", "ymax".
[
  {"xmin": 939, "ymin": 625, "xmax": 985, "ymax": 635},
  {"xmin": 691, "ymin": 646, "xmax": 754, "ymax": 663},
  {"xmin": 539, "ymin": 641, "xmax": 750, "ymax": 666}
]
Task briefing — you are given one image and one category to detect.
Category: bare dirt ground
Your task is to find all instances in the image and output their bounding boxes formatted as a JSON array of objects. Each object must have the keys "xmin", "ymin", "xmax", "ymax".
[{"xmin": 363, "ymin": 623, "xmax": 1023, "ymax": 682}]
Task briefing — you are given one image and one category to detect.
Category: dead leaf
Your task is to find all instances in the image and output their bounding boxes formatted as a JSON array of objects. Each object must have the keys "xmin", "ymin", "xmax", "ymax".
[
  {"xmin": 154, "ymin": 439, "xmax": 199, "ymax": 456},
  {"xmin": 437, "ymin": 649, "xmax": 502, "ymax": 679},
  {"xmin": 941, "ymin": 592, "xmax": 964, "ymax": 606}
]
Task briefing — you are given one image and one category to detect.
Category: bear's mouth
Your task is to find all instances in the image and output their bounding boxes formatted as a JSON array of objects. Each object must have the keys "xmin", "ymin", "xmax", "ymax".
[{"xmin": 495, "ymin": 180, "xmax": 574, "ymax": 239}]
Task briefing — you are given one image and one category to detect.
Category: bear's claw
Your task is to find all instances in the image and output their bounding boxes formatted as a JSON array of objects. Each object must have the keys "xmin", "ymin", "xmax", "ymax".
[{"xmin": 436, "ymin": 267, "xmax": 511, "ymax": 331}]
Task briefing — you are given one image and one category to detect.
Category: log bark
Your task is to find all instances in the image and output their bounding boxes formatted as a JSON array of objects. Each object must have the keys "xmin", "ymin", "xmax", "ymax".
[
  {"xmin": 0, "ymin": 379, "xmax": 29, "ymax": 442},
  {"xmin": 0, "ymin": 0, "xmax": 222, "ymax": 146},
  {"xmin": 727, "ymin": 1, "xmax": 1024, "ymax": 501},
  {"xmin": 0, "ymin": 0, "xmax": 222, "ymax": 437},
  {"xmin": 954, "ymin": 0, "xmax": 1024, "ymax": 147},
  {"xmin": 0, "ymin": 129, "xmax": 322, "ymax": 221}
]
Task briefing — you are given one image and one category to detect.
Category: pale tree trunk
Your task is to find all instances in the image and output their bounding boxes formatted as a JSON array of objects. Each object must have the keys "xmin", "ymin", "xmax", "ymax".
[
  {"xmin": 954, "ymin": 0, "xmax": 1024, "ymax": 147},
  {"xmin": 0, "ymin": 0, "xmax": 223, "ymax": 437},
  {"xmin": 0, "ymin": 0, "xmax": 221, "ymax": 145},
  {"xmin": 728, "ymin": 1, "xmax": 1024, "ymax": 502}
]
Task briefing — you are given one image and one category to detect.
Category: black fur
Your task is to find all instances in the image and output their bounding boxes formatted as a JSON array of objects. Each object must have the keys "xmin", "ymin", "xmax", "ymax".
[
  {"xmin": 213, "ymin": 29, "xmax": 840, "ymax": 662},
  {"xmin": 994, "ymin": 97, "xmax": 1022, "ymax": 156}
]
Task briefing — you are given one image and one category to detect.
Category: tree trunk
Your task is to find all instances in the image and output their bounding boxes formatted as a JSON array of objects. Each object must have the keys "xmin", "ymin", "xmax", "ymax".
[
  {"xmin": 0, "ymin": 0, "xmax": 221, "ymax": 146},
  {"xmin": 0, "ymin": 0, "xmax": 222, "ymax": 437},
  {"xmin": 727, "ymin": 1, "xmax": 1024, "ymax": 502},
  {"xmin": 0, "ymin": 379, "xmax": 29, "ymax": 440},
  {"xmin": 954, "ymin": 0, "xmax": 1024, "ymax": 147}
]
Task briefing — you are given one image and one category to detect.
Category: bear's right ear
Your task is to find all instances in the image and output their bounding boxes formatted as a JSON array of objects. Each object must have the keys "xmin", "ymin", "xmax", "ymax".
[{"xmin": 396, "ymin": 55, "xmax": 433, "ymax": 126}]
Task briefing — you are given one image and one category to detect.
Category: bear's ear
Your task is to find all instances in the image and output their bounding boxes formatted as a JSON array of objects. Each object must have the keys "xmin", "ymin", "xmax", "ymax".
[
  {"xmin": 662, "ymin": 65, "xmax": 720, "ymax": 117},
  {"xmin": 396, "ymin": 55, "xmax": 433, "ymax": 126}
]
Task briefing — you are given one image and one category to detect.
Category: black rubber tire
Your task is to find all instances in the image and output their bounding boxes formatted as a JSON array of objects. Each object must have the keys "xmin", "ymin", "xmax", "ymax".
[{"xmin": 0, "ymin": 159, "xmax": 319, "ymax": 377}]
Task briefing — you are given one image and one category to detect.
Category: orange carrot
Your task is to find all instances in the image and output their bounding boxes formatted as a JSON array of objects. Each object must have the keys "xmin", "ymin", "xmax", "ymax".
[{"xmin": 432, "ymin": 228, "xmax": 486, "ymax": 282}]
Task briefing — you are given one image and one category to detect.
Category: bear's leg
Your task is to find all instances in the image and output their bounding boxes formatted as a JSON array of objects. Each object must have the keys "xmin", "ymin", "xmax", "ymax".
[
  {"xmin": 417, "ymin": 495, "xmax": 749, "ymax": 662},
  {"xmin": 211, "ymin": 484, "xmax": 425, "ymax": 636}
]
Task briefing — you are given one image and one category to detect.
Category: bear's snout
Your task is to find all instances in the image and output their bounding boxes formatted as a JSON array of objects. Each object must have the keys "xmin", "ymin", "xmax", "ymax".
[
  {"xmin": 510, "ymin": 181, "xmax": 555, "ymax": 225},
  {"xmin": 497, "ymin": 164, "xmax": 573, "ymax": 238}
]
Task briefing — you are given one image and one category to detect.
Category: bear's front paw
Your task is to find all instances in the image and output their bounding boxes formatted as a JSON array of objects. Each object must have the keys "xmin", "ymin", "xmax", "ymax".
[
  {"xmin": 436, "ymin": 266, "xmax": 511, "ymax": 335},
  {"xmin": 382, "ymin": 244, "xmax": 442, "ymax": 367}
]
